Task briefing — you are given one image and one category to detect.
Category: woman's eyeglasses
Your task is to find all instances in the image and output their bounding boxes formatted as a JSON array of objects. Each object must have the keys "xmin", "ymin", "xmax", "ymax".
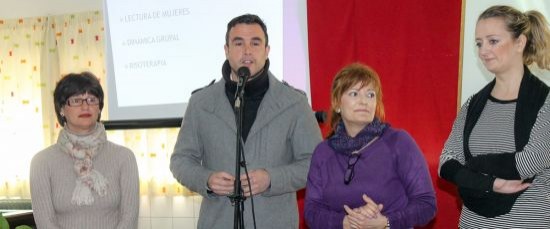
[
  {"xmin": 66, "ymin": 97, "xmax": 100, "ymax": 107},
  {"xmin": 342, "ymin": 137, "xmax": 379, "ymax": 185},
  {"xmin": 344, "ymin": 153, "xmax": 361, "ymax": 185}
]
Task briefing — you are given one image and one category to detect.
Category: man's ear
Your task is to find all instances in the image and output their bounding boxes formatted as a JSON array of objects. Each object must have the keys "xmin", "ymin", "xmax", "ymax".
[{"xmin": 224, "ymin": 44, "xmax": 229, "ymax": 58}]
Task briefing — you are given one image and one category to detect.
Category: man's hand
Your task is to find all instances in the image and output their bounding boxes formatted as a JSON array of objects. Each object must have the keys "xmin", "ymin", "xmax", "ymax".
[
  {"xmin": 207, "ymin": 171, "xmax": 235, "ymax": 196},
  {"xmin": 240, "ymin": 169, "xmax": 271, "ymax": 197}
]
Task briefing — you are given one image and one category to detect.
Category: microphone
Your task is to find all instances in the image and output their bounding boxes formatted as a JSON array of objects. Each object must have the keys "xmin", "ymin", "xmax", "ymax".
[
  {"xmin": 237, "ymin": 66, "xmax": 251, "ymax": 85},
  {"xmin": 234, "ymin": 67, "xmax": 251, "ymax": 106},
  {"xmin": 314, "ymin": 111, "xmax": 327, "ymax": 124}
]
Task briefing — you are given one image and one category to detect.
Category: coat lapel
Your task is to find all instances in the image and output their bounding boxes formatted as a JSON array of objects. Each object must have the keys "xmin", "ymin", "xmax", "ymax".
[
  {"xmin": 247, "ymin": 74, "xmax": 299, "ymax": 139},
  {"xmin": 205, "ymin": 79, "xmax": 237, "ymax": 133},
  {"xmin": 203, "ymin": 74, "xmax": 303, "ymax": 138}
]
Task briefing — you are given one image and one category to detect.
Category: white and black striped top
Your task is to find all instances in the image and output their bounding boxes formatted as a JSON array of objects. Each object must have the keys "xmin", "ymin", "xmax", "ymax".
[{"xmin": 439, "ymin": 95, "xmax": 550, "ymax": 229}]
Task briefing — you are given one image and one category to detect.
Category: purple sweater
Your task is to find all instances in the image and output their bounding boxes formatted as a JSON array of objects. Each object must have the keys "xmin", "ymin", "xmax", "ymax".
[{"xmin": 305, "ymin": 128, "xmax": 436, "ymax": 229}]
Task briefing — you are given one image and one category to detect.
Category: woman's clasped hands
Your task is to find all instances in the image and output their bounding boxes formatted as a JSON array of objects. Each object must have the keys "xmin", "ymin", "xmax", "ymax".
[{"xmin": 343, "ymin": 194, "xmax": 388, "ymax": 229}]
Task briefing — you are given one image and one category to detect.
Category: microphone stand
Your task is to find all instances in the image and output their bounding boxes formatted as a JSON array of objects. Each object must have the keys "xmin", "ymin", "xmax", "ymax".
[{"xmin": 230, "ymin": 75, "xmax": 247, "ymax": 229}]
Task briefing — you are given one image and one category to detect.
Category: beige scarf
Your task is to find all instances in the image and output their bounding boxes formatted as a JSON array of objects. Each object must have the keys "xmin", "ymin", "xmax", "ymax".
[{"xmin": 58, "ymin": 123, "xmax": 108, "ymax": 206}]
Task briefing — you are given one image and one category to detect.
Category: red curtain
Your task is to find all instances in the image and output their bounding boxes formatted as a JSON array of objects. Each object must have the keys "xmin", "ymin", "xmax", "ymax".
[{"xmin": 304, "ymin": 0, "xmax": 463, "ymax": 228}]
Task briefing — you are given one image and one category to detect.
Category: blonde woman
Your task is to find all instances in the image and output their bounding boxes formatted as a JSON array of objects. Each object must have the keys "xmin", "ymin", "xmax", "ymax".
[{"xmin": 439, "ymin": 5, "xmax": 550, "ymax": 228}]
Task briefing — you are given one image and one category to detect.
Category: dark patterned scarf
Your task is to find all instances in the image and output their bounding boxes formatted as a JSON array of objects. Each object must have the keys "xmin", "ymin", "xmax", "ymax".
[{"xmin": 328, "ymin": 118, "xmax": 389, "ymax": 155}]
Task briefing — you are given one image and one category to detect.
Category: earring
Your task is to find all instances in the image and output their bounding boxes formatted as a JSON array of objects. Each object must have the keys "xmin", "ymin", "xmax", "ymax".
[
  {"xmin": 336, "ymin": 108, "xmax": 341, "ymax": 113},
  {"xmin": 60, "ymin": 113, "xmax": 66, "ymax": 123}
]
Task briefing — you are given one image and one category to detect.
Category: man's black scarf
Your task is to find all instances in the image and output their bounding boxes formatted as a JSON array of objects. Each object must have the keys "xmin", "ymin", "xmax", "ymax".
[{"xmin": 461, "ymin": 65, "xmax": 549, "ymax": 217}]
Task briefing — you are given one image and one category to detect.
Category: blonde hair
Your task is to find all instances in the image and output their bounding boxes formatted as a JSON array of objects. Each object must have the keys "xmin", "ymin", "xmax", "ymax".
[
  {"xmin": 479, "ymin": 5, "xmax": 550, "ymax": 70},
  {"xmin": 328, "ymin": 63, "xmax": 385, "ymax": 137}
]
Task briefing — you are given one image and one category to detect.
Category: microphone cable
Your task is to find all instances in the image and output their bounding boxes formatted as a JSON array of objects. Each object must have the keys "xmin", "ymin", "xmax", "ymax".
[{"xmin": 240, "ymin": 137, "xmax": 257, "ymax": 229}]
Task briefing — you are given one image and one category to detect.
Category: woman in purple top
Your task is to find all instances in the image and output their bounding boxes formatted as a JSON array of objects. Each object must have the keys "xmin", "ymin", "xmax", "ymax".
[{"xmin": 305, "ymin": 63, "xmax": 436, "ymax": 229}]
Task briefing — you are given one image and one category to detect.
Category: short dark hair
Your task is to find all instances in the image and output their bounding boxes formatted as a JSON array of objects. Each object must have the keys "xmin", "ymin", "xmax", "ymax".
[
  {"xmin": 225, "ymin": 14, "xmax": 269, "ymax": 47},
  {"xmin": 53, "ymin": 72, "xmax": 104, "ymax": 126}
]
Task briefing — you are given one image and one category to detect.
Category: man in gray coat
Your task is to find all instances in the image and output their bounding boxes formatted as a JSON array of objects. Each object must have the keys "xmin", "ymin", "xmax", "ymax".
[{"xmin": 170, "ymin": 14, "xmax": 322, "ymax": 229}]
